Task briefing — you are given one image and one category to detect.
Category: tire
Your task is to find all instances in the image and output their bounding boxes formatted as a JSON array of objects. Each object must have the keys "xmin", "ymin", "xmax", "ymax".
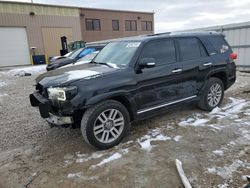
[
  {"xmin": 198, "ymin": 77, "xmax": 224, "ymax": 111},
  {"xmin": 81, "ymin": 100, "xmax": 130, "ymax": 149}
]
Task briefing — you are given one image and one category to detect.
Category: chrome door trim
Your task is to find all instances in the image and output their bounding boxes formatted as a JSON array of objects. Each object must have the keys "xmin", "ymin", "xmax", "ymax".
[{"xmin": 137, "ymin": 95, "xmax": 197, "ymax": 114}]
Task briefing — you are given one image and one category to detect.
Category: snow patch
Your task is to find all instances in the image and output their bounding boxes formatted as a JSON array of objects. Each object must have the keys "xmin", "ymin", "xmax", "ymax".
[
  {"xmin": 137, "ymin": 129, "xmax": 171, "ymax": 151},
  {"xmin": 0, "ymin": 81, "xmax": 7, "ymax": 87},
  {"xmin": 179, "ymin": 117, "xmax": 209, "ymax": 127},
  {"xmin": 4, "ymin": 65, "xmax": 46, "ymax": 76},
  {"xmin": 178, "ymin": 97, "xmax": 250, "ymax": 128},
  {"xmin": 217, "ymin": 183, "xmax": 229, "ymax": 188},
  {"xmin": 76, "ymin": 152, "xmax": 104, "ymax": 163},
  {"xmin": 66, "ymin": 70, "xmax": 101, "ymax": 81},
  {"xmin": 207, "ymin": 160, "xmax": 250, "ymax": 179},
  {"xmin": 67, "ymin": 172, "xmax": 98, "ymax": 180},
  {"xmin": 92, "ymin": 152, "xmax": 122, "ymax": 167},
  {"xmin": 173, "ymin": 135, "xmax": 182, "ymax": 142},
  {"xmin": 212, "ymin": 150, "xmax": 224, "ymax": 156}
]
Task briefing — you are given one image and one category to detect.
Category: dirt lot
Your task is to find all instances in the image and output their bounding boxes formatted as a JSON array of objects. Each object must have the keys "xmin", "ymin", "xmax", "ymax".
[{"xmin": 0, "ymin": 66, "xmax": 250, "ymax": 188}]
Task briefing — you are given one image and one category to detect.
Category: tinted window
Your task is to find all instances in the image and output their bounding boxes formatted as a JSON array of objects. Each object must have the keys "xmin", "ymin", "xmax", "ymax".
[
  {"xmin": 178, "ymin": 38, "xmax": 206, "ymax": 61},
  {"xmin": 141, "ymin": 21, "xmax": 153, "ymax": 31},
  {"xmin": 85, "ymin": 19, "xmax": 101, "ymax": 31},
  {"xmin": 112, "ymin": 20, "xmax": 119, "ymax": 31},
  {"xmin": 125, "ymin": 20, "xmax": 137, "ymax": 31},
  {"xmin": 208, "ymin": 36, "xmax": 229, "ymax": 54},
  {"xmin": 140, "ymin": 40, "xmax": 176, "ymax": 66},
  {"xmin": 78, "ymin": 48, "xmax": 96, "ymax": 58}
]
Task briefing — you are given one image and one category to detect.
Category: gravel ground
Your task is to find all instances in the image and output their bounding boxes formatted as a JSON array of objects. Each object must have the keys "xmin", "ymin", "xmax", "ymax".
[{"xmin": 0, "ymin": 68, "xmax": 250, "ymax": 188}]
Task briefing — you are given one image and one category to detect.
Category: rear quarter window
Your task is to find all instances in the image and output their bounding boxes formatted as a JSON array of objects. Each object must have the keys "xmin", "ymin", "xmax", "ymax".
[
  {"xmin": 208, "ymin": 35, "xmax": 230, "ymax": 54},
  {"xmin": 177, "ymin": 37, "xmax": 208, "ymax": 61}
]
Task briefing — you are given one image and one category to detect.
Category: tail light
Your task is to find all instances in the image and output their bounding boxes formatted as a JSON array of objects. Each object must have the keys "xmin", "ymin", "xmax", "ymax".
[{"xmin": 230, "ymin": 53, "xmax": 237, "ymax": 60}]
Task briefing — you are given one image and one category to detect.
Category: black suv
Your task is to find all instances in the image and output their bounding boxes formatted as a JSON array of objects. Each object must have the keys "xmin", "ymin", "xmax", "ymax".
[{"xmin": 30, "ymin": 32, "xmax": 237, "ymax": 149}]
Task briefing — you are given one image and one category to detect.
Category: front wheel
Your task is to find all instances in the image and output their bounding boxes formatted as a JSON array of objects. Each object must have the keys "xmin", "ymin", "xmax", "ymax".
[
  {"xmin": 198, "ymin": 77, "xmax": 224, "ymax": 111},
  {"xmin": 81, "ymin": 100, "xmax": 130, "ymax": 149}
]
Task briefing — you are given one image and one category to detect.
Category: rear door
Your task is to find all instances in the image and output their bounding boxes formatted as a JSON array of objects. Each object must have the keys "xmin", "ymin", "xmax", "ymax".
[
  {"xmin": 176, "ymin": 37, "xmax": 211, "ymax": 97},
  {"xmin": 134, "ymin": 39, "xmax": 185, "ymax": 113}
]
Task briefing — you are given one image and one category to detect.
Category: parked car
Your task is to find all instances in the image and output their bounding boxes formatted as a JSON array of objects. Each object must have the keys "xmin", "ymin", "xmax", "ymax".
[
  {"xmin": 46, "ymin": 45, "xmax": 105, "ymax": 71},
  {"xmin": 30, "ymin": 32, "xmax": 237, "ymax": 149},
  {"xmin": 59, "ymin": 51, "xmax": 100, "ymax": 69},
  {"xmin": 49, "ymin": 50, "xmax": 75, "ymax": 63}
]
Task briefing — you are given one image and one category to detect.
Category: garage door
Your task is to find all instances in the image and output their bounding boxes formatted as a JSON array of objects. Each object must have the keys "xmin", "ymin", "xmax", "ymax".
[
  {"xmin": 42, "ymin": 27, "xmax": 73, "ymax": 57},
  {"xmin": 0, "ymin": 27, "xmax": 30, "ymax": 67}
]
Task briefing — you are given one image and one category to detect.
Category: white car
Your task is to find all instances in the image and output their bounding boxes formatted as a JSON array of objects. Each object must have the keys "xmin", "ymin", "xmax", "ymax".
[{"xmin": 60, "ymin": 51, "xmax": 100, "ymax": 69}]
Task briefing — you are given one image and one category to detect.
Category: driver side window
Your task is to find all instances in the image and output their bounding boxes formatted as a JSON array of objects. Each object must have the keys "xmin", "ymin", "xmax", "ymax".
[{"xmin": 140, "ymin": 40, "xmax": 176, "ymax": 66}]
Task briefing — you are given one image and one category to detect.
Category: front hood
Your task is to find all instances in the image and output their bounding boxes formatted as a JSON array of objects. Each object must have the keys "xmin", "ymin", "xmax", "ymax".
[
  {"xmin": 36, "ymin": 63, "xmax": 119, "ymax": 87},
  {"xmin": 48, "ymin": 58, "xmax": 74, "ymax": 67}
]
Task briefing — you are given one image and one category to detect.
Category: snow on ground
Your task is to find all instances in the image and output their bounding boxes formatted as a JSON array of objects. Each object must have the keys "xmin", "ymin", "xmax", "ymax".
[
  {"xmin": 178, "ymin": 97, "xmax": 250, "ymax": 128},
  {"xmin": 2, "ymin": 65, "xmax": 46, "ymax": 76},
  {"xmin": 75, "ymin": 152, "xmax": 104, "ymax": 163},
  {"xmin": 173, "ymin": 135, "xmax": 182, "ymax": 142},
  {"xmin": 207, "ymin": 160, "xmax": 250, "ymax": 179},
  {"xmin": 137, "ymin": 128, "xmax": 171, "ymax": 151},
  {"xmin": 212, "ymin": 150, "xmax": 224, "ymax": 156},
  {"xmin": 67, "ymin": 172, "xmax": 98, "ymax": 180},
  {"xmin": 93, "ymin": 152, "xmax": 122, "ymax": 167},
  {"xmin": 0, "ymin": 81, "xmax": 7, "ymax": 87}
]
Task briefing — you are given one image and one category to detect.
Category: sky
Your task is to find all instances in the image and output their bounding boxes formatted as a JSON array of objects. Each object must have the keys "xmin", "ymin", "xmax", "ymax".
[{"xmin": 2, "ymin": 0, "xmax": 250, "ymax": 33}]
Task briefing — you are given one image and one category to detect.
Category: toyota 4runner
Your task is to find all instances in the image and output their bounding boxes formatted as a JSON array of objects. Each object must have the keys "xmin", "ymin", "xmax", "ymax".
[{"xmin": 30, "ymin": 32, "xmax": 237, "ymax": 149}]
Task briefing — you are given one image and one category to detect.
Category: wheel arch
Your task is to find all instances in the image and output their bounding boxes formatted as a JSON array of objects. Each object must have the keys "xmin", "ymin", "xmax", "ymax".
[
  {"xmin": 84, "ymin": 92, "xmax": 136, "ymax": 121},
  {"xmin": 206, "ymin": 69, "xmax": 228, "ymax": 90}
]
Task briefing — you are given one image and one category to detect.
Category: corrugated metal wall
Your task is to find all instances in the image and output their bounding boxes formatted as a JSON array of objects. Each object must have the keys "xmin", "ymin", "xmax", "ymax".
[
  {"xmin": 223, "ymin": 27, "xmax": 250, "ymax": 71},
  {"xmin": 183, "ymin": 22, "xmax": 250, "ymax": 71}
]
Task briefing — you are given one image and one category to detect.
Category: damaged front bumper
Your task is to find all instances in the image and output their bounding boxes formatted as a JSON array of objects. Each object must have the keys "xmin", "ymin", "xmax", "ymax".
[{"xmin": 29, "ymin": 91, "xmax": 73, "ymax": 126}]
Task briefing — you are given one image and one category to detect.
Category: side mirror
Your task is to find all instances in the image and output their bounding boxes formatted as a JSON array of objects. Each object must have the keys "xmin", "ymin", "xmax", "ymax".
[{"xmin": 138, "ymin": 58, "xmax": 156, "ymax": 69}]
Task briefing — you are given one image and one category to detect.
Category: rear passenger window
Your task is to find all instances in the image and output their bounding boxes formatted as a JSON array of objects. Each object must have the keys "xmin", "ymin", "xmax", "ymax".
[
  {"xmin": 140, "ymin": 40, "xmax": 176, "ymax": 66},
  {"xmin": 178, "ymin": 38, "xmax": 207, "ymax": 61},
  {"xmin": 208, "ymin": 36, "xmax": 229, "ymax": 54}
]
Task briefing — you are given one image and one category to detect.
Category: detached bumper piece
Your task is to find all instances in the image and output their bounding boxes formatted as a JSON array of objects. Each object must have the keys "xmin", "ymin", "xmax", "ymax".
[
  {"xmin": 46, "ymin": 113, "xmax": 73, "ymax": 126},
  {"xmin": 30, "ymin": 92, "xmax": 51, "ymax": 118}
]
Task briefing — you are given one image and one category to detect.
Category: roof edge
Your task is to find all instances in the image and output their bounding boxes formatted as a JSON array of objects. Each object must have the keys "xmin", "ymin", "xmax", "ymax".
[{"xmin": 0, "ymin": 1, "xmax": 154, "ymax": 14}]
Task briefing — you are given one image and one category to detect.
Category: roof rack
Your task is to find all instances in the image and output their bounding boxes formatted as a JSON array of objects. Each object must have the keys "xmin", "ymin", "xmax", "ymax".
[{"xmin": 169, "ymin": 30, "xmax": 221, "ymax": 36}]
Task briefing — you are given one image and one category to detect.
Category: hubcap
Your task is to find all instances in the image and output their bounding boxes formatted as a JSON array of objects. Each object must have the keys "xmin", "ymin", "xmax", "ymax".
[
  {"xmin": 207, "ymin": 83, "xmax": 222, "ymax": 107},
  {"xmin": 93, "ymin": 109, "xmax": 124, "ymax": 144}
]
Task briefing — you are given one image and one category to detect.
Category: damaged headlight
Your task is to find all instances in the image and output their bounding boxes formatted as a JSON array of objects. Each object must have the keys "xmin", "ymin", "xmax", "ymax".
[{"xmin": 47, "ymin": 86, "xmax": 78, "ymax": 101}]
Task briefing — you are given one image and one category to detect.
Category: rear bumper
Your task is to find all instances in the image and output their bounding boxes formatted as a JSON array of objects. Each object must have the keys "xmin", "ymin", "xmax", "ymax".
[{"xmin": 30, "ymin": 92, "xmax": 73, "ymax": 125}]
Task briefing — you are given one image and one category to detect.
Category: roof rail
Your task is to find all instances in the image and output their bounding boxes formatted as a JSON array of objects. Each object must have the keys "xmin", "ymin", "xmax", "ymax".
[
  {"xmin": 169, "ymin": 30, "xmax": 221, "ymax": 36},
  {"xmin": 146, "ymin": 32, "xmax": 171, "ymax": 37}
]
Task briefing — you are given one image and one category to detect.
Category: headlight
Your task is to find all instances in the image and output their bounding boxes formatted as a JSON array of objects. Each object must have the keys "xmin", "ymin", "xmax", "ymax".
[{"xmin": 47, "ymin": 86, "xmax": 77, "ymax": 101}]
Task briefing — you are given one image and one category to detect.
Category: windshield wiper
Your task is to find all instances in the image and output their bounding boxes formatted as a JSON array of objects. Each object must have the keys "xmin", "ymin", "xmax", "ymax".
[{"xmin": 91, "ymin": 61, "xmax": 113, "ymax": 68}]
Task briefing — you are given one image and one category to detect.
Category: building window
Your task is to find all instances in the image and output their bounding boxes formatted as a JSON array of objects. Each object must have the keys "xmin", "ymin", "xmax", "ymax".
[
  {"xmin": 85, "ymin": 19, "xmax": 101, "ymax": 31},
  {"xmin": 125, "ymin": 20, "xmax": 137, "ymax": 31},
  {"xmin": 142, "ymin": 21, "xmax": 152, "ymax": 31},
  {"xmin": 112, "ymin": 20, "xmax": 119, "ymax": 31}
]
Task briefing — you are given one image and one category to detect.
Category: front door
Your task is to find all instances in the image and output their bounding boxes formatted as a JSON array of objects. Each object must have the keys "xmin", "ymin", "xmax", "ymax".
[{"xmin": 133, "ymin": 39, "xmax": 185, "ymax": 114}]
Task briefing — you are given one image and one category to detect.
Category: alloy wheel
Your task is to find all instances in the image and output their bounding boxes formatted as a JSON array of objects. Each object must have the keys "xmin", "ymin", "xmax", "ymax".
[{"xmin": 93, "ymin": 109, "xmax": 125, "ymax": 143}]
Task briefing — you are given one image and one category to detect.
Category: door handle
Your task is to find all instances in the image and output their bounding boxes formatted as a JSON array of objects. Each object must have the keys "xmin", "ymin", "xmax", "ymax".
[
  {"xmin": 203, "ymin": 62, "xmax": 212, "ymax": 67},
  {"xmin": 172, "ymin": 69, "xmax": 182, "ymax": 73}
]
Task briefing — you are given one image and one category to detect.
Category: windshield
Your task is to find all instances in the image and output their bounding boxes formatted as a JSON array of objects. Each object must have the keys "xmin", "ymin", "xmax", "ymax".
[
  {"xmin": 94, "ymin": 41, "xmax": 140, "ymax": 68},
  {"xmin": 64, "ymin": 51, "xmax": 74, "ymax": 57},
  {"xmin": 68, "ymin": 48, "xmax": 83, "ymax": 59},
  {"xmin": 78, "ymin": 51, "xmax": 99, "ymax": 62}
]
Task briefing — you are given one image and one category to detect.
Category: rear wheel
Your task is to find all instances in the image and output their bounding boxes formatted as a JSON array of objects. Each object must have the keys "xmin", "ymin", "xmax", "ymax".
[
  {"xmin": 198, "ymin": 77, "xmax": 224, "ymax": 111},
  {"xmin": 81, "ymin": 100, "xmax": 130, "ymax": 149}
]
